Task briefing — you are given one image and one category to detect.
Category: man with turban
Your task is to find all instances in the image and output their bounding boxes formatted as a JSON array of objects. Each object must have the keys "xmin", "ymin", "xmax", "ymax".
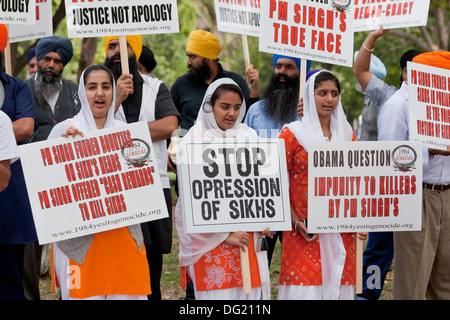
[
  {"xmin": 353, "ymin": 26, "xmax": 423, "ymax": 301},
  {"xmin": 104, "ymin": 35, "xmax": 179, "ymax": 301},
  {"xmin": 25, "ymin": 35, "xmax": 81, "ymax": 143},
  {"xmin": 26, "ymin": 47, "xmax": 37, "ymax": 79},
  {"xmin": 139, "ymin": 45, "xmax": 157, "ymax": 78},
  {"xmin": 170, "ymin": 29, "xmax": 260, "ymax": 133},
  {"xmin": 0, "ymin": 24, "xmax": 38, "ymax": 300},
  {"xmin": 22, "ymin": 35, "xmax": 81, "ymax": 300},
  {"xmin": 387, "ymin": 51, "xmax": 450, "ymax": 300}
]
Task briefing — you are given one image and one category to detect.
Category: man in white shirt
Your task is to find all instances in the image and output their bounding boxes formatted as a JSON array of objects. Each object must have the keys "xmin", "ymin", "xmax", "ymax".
[{"xmin": 378, "ymin": 52, "xmax": 450, "ymax": 300}]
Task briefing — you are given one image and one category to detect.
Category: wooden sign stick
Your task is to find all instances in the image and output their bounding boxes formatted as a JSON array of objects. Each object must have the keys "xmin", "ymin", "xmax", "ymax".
[
  {"xmin": 240, "ymin": 33, "xmax": 253, "ymax": 295},
  {"xmin": 356, "ymin": 238, "xmax": 363, "ymax": 294},
  {"xmin": 240, "ymin": 246, "xmax": 252, "ymax": 295},
  {"xmin": 119, "ymin": 35, "xmax": 129, "ymax": 75},
  {"xmin": 299, "ymin": 58, "xmax": 307, "ymax": 100},
  {"xmin": 242, "ymin": 34, "xmax": 250, "ymax": 70},
  {"xmin": 4, "ymin": 25, "xmax": 11, "ymax": 76}
]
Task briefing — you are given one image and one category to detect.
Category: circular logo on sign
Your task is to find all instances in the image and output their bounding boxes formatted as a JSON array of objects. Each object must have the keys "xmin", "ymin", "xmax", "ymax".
[
  {"xmin": 392, "ymin": 145, "xmax": 417, "ymax": 171},
  {"xmin": 331, "ymin": 0, "xmax": 351, "ymax": 12},
  {"xmin": 121, "ymin": 138, "xmax": 151, "ymax": 166}
]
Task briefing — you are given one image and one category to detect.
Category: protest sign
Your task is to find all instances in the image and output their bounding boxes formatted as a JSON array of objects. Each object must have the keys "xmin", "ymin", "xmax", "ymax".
[
  {"xmin": 18, "ymin": 121, "xmax": 169, "ymax": 245},
  {"xmin": 177, "ymin": 138, "xmax": 291, "ymax": 234},
  {"xmin": 64, "ymin": 0, "xmax": 179, "ymax": 38},
  {"xmin": 9, "ymin": 0, "xmax": 52, "ymax": 43},
  {"xmin": 307, "ymin": 140, "xmax": 423, "ymax": 234},
  {"xmin": 408, "ymin": 61, "xmax": 450, "ymax": 150},
  {"xmin": 0, "ymin": 0, "xmax": 36, "ymax": 25},
  {"xmin": 259, "ymin": 0, "xmax": 354, "ymax": 67},
  {"xmin": 214, "ymin": 0, "xmax": 261, "ymax": 37},
  {"xmin": 353, "ymin": 0, "xmax": 430, "ymax": 32}
]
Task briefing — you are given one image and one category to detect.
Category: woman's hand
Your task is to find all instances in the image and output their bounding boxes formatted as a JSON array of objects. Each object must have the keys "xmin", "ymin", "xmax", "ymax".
[
  {"xmin": 225, "ymin": 231, "xmax": 250, "ymax": 251},
  {"xmin": 260, "ymin": 227, "xmax": 273, "ymax": 239},
  {"xmin": 356, "ymin": 232, "xmax": 368, "ymax": 241},
  {"xmin": 294, "ymin": 219, "xmax": 318, "ymax": 242},
  {"xmin": 62, "ymin": 126, "xmax": 84, "ymax": 138}
]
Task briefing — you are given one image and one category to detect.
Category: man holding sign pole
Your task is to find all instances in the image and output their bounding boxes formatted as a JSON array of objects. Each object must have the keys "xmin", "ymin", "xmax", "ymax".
[
  {"xmin": 353, "ymin": 26, "xmax": 423, "ymax": 301},
  {"xmin": 377, "ymin": 52, "xmax": 450, "ymax": 300},
  {"xmin": 104, "ymin": 35, "xmax": 179, "ymax": 300}
]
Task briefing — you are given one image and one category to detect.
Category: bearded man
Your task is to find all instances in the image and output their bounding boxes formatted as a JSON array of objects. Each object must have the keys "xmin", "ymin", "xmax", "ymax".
[
  {"xmin": 244, "ymin": 55, "xmax": 311, "ymax": 139},
  {"xmin": 25, "ymin": 36, "xmax": 80, "ymax": 143},
  {"xmin": 170, "ymin": 29, "xmax": 260, "ymax": 133}
]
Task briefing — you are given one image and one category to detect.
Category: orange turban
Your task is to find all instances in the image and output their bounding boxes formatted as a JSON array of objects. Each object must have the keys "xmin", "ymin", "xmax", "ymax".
[
  {"xmin": 412, "ymin": 51, "xmax": 450, "ymax": 70},
  {"xmin": 186, "ymin": 30, "xmax": 222, "ymax": 60},
  {"xmin": 0, "ymin": 24, "xmax": 8, "ymax": 53},
  {"xmin": 104, "ymin": 35, "xmax": 142, "ymax": 61}
]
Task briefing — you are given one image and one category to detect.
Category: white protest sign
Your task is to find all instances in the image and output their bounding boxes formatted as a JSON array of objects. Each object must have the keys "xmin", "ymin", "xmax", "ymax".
[
  {"xmin": 408, "ymin": 61, "xmax": 450, "ymax": 151},
  {"xmin": 0, "ymin": 0, "xmax": 35, "ymax": 25},
  {"xmin": 214, "ymin": 0, "xmax": 261, "ymax": 37},
  {"xmin": 353, "ymin": 0, "xmax": 430, "ymax": 32},
  {"xmin": 64, "ymin": 0, "xmax": 179, "ymax": 38},
  {"xmin": 18, "ymin": 121, "xmax": 169, "ymax": 245},
  {"xmin": 307, "ymin": 141, "xmax": 423, "ymax": 233},
  {"xmin": 9, "ymin": 0, "xmax": 52, "ymax": 43},
  {"xmin": 259, "ymin": 0, "xmax": 354, "ymax": 67},
  {"xmin": 177, "ymin": 138, "xmax": 291, "ymax": 234}
]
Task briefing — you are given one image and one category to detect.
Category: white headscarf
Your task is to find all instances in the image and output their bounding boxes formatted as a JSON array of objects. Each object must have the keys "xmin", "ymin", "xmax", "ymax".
[
  {"xmin": 286, "ymin": 70, "xmax": 354, "ymax": 299},
  {"xmin": 48, "ymin": 65, "xmax": 122, "ymax": 140},
  {"xmin": 72, "ymin": 66, "xmax": 121, "ymax": 132},
  {"xmin": 286, "ymin": 70, "xmax": 354, "ymax": 152},
  {"xmin": 186, "ymin": 78, "xmax": 258, "ymax": 139}
]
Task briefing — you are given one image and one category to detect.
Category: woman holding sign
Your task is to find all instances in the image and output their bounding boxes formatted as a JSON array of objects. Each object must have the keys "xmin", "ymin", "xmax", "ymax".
[
  {"xmin": 278, "ymin": 70, "xmax": 367, "ymax": 300},
  {"xmin": 48, "ymin": 65, "xmax": 150, "ymax": 300},
  {"xmin": 175, "ymin": 78, "xmax": 272, "ymax": 300}
]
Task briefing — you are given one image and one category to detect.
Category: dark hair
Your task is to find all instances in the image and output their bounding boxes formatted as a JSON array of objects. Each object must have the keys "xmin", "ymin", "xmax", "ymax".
[
  {"xmin": 83, "ymin": 64, "xmax": 114, "ymax": 85},
  {"xmin": 314, "ymin": 71, "xmax": 341, "ymax": 94},
  {"xmin": 210, "ymin": 83, "xmax": 243, "ymax": 108}
]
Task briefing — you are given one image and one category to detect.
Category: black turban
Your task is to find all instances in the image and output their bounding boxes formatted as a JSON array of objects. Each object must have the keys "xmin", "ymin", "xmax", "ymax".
[
  {"xmin": 400, "ymin": 49, "xmax": 423, "ymax": 70},
  {"xmin": 139, "ymin": 45, "xmax": 157, "ymax": 72},
  {"xmin": 36, "ymin": 36, "xmax": 73, "ymax": 66}
]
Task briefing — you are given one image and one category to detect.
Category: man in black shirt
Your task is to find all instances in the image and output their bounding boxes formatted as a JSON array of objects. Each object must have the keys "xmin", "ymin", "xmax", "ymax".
[{"xmin": 170, "ymin": 29, "xmax": 260, "ymax": 134}]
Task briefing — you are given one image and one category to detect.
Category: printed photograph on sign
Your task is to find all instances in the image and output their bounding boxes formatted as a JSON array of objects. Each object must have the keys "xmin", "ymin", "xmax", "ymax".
[
  {"xmin": 18, "ymin": 121, "xmax": 168, "ymax": 244},
  {"xmin": 259, "ymin": 0, "xmax": 354, "ymax": 67},
  {"xmin": 307, "ymin": 141, "xmax": 423, "ymax": 234},
  {"xmin": 408, "ymin": 61, "xmax": 450, "ymax": 150},
  {"xmin": 177, "ymin": 138, "xmax": 291, "ymax": 234}
]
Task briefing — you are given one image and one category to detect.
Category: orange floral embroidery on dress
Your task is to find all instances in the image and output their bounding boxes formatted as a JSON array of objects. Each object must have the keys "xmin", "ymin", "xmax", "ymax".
[{"xmin": 192, "ymin": 233, "xmax": 261, "ymax": 291}]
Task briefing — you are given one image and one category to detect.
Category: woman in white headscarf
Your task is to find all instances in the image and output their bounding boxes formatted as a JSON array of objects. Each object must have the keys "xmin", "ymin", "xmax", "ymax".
[
  {"xmin": 48, "ymin": 65, "xmax": 150, "ymax": 300},
  {"xmin": 175, "ymin": 78, "xmax": 272, "ymax": 300},
  {"xmin": 277, "ymin": 70, "xmax": 367, "ymax": 300}
]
